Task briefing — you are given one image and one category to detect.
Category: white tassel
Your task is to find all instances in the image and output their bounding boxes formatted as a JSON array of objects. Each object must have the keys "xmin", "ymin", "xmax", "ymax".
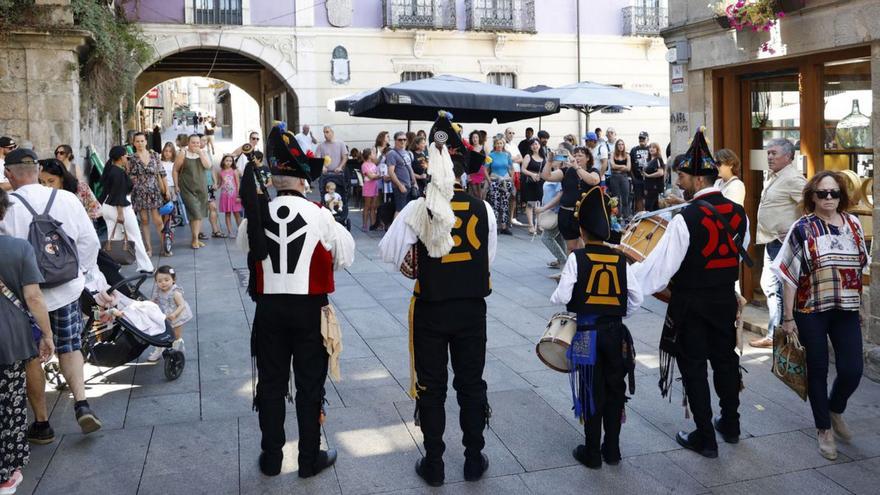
[{"xmin": 406, "ymin": 144, "xmax": 456, "ymax": 258}]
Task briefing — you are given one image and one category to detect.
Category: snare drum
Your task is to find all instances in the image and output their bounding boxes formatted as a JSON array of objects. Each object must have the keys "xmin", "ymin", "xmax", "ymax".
[
  {"xmin": 536, "ymin": 312, "xmax": 577, "ymax": 373},
  {"xmin": 617, "ymin": 203, "xmax": 687, "ymax": 263}
]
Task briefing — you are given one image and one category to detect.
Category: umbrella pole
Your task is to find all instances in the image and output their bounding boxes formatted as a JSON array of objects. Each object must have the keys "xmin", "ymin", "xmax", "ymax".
[{"xmin": 407, "ymin": 120, "xmax": 411, "ymax": 132}]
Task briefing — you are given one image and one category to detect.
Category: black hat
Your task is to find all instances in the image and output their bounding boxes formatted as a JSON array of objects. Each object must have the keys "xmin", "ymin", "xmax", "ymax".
[
  {"xmin": 574, "ymin": 185, "xmax": 612, "ymax": 241},
  {"xmin": 677, "ymin": 129, "xmax": 717, "ymax": 177},
  {"xmin": 5, "ymin": 148, "xmax": 38, "ymax": 166},
  {"xmin": 268, "ymin": 125, "xmax": 324, "ymax": 180},
  {"xmin": 109, "ymin": 146, "xmax": 127, "ymax": 161},
  {"xmin": 0, "ymin": 136, "xmax": 17, "ymax": 149},
  {"xmin": 638, "ymin": 131, "xmax": 649, "ymax": 139},
  {"xmin": 430, "ymin": 110, "xmax": 483, "ymax": 174}
]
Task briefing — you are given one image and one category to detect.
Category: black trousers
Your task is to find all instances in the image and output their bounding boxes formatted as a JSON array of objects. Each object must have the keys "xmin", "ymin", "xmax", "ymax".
[
  {"xmin": 253, "ymin": 294, "xmax": 329, "ymax": 467},
  {"xmin": 581, "ymin": 322, "xmax": 628, "ymax": 460},
  {"xmin": 412, "ymin": 297, "xmax": 489, "ymax": 462},
  {"xmin": 673, "ymin": 290, "xmax": 740, "ymax": 449}
]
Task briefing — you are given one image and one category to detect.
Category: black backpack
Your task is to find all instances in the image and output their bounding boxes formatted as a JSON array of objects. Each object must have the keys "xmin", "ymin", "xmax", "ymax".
[{"xmin": 11, "ymin": 190, "xmax": 81, "ymax": 288}]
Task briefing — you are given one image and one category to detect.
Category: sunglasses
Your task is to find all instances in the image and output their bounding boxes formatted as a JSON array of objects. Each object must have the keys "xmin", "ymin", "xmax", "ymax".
[
  {"xmin": 250, "ymin": 137, "xmax": 260, "ymax": 141},
  {"xmin": 55, "ymin": 150, "xmax": 67, "ymax": 156},
  {"xmin": 814, "ymin": 189, "xmax": 840, "ymax": 200},
  {"xmin": 396, "ymin": 138, "xmax": 407, "ymax": 142}
]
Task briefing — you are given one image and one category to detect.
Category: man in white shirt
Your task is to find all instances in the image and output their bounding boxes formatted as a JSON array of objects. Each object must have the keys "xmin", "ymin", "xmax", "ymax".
[
  {"xmin": 631, "ymin": 132, "xmax": 749, "ymax": 459},
  {"xmin": 584, "ymin": 132, "xmax": 609, "ymax": 183},
  {"xmin": 504, "ymin": 128, "xmax": 525, "ymax": 226},
  {"xmin": 379, "ymin": 113, "xmax": 496, "ymax": 486},
  {"xmin": 750, "ymin": 139, "xmax": 806, "ymax": 348},
  {"xmin": 1, "ymin": 148, "xmax": 103, "ymax": 441},
  {"xmin": 295, "ymin": 124, "xmax": 318, "ymax": 154}
]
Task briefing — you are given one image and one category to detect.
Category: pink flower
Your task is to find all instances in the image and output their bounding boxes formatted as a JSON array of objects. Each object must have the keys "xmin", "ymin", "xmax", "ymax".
[
  {"xmin": 736, "ymin": 1, "xmax": 744, "ymax": 7},
  {"xmin": 763, "ymin": 25, "xmax": 770, "ymax": 31},
  {"xmin": 778, "ymin": 12, "xmax": 785, "ymax": 18}
]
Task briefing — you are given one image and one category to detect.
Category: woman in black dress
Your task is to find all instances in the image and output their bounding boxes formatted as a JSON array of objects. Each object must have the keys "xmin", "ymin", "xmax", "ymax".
[
  {"xmin": 643, "ymin": 142, "xmax": 665, "ymax": 211},
  {"xmin": 520, "ymin": 138, "xmax": 544, "ymax": 234},
  {"xmin": 541, "ymin": 146, "xmax": 600, "ymax": 253}
]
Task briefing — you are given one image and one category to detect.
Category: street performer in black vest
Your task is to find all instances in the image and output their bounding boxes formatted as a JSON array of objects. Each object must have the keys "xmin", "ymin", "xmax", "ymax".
[
  {"xmin": 550, "ymin": 186, "xmax": 643, "ymax": 469},
  {"xmin": 238, "ymin": 126, "xmax": 355, "ymax": 478},
  {"xmin": 631, "ymin": 129, "xmax": 750, "ymax": 458},
  {"xmin": 379, "ymin": 111, "xmax": 495, "ymax": 487}
]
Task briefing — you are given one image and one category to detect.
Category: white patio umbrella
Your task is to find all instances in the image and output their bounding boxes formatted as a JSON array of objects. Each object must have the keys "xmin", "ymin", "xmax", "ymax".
[{"xmin": 533, "ymin": 81, "xmax": 669, "ymax": 136}]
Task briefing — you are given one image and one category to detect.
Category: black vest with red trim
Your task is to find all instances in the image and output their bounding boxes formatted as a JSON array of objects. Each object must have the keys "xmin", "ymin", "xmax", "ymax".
[
  {"xmin": 671, "ymin": 190, "xmax": 747, "ymax": 290},
  {"xmin": 254, "ymin": 193, "xmax": 335, "ymax": 296},
  {"xmin": 414, "ymin": 189, "xmax": 491, "ymax": 301},
  {"xmin": 565, "ymin": 244, "xmax": 628, "ymax": 316}
]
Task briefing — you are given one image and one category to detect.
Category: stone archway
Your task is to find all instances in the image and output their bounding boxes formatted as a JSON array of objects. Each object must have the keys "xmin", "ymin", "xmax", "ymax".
[{"xmin": 134, "ymin": 29, "xmax": 303, "ymax": 137}]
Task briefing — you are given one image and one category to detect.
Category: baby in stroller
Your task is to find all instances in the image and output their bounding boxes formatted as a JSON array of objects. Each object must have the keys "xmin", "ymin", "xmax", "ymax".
[
  {"xmin": 321, "ymin": 176, "xmax": 351, "ymax": 230},
  {"xmin": 76, "ymin": 252, "xmax": 186, "ymax": 380}
]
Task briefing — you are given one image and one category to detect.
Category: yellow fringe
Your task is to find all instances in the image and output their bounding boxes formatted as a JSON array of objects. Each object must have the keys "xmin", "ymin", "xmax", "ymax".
[{"xmin": 408, "ymin": 295, "xmax": 425, "ymax": 399}]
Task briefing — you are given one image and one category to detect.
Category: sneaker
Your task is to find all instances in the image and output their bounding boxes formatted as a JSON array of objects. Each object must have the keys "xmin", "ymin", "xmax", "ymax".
[
  {"xmin": 818, "ymin": 429, "xmax": 837, "ymax": 460},
  {"xmin": 75, "ymin": 405, "xmax": 102, "ymax": 434},
  {"xmin": 172, "ymin": 339, "xmax": 185, "ymax": 353},
  {"xmin": 26, "ymin": 422, "xmax": 55, "ymax": 445},
  {"xmin": 146, "ymin": 347, "xmax": 163, "ymax": 362},
  {"xmin": 0, "ymin": 470, "xmax": 23, "ymax": 495},
  {"xmin": 830, "ymin": 413, "xmax": 853, "ymax": 442}
]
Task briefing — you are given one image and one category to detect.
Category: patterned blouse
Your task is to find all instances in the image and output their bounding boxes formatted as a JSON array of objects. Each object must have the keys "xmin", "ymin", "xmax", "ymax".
[
  {"xmin": 76, "ymin": 180, "xmax": 102, "ymax": 220},
  {"xmin": 772, "ymin": 213, "xmax": 869, "ymax": 313}
]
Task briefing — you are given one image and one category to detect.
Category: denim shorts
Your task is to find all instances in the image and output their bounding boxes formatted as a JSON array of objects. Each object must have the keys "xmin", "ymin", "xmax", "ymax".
[{"xmin": 48, "ymin": 300, "xmax": 84, "ymax": 354}]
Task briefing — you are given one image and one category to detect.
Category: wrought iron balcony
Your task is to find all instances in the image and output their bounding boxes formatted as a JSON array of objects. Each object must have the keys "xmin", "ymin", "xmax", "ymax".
[
  {"xmin": 621, "ymin": 5, "xmax": 667, "ymax": 37},
  {"xmin": 465, "ymin": 0, "xmax": 535, "ymax": 33},
  {"xmin": 384, "ymin": 0, "xmax": 456, "ymax": 30},
  {"xmin": 193, "ymin": 0, "xmax": 242, "ymax": 25}
]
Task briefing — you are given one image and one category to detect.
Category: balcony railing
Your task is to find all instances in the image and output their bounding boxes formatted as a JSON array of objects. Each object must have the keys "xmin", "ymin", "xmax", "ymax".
[
  {"xmin": 194, "ymin": 0, "xmax": 242, "ymax": 26},
  {"xmin": 465, "ymin": 0, "xmax": 535, "ymax": 33},
  {"xmin": 622, "ymin": 5, "xmax": 667, "ymax": 36},
  {"xmin": 383, "ymin": 0, "xmax": 456, "ymax": 30}
]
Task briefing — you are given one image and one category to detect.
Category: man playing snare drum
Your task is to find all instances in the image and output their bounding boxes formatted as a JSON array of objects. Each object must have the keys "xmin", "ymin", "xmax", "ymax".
[
  {"xmin": 550, "ymin": 185, "xmax": 642, "ymax": 469},
  {"xmin": 631, "ymin": 130, "xmax": 750, "ymax": 459}
]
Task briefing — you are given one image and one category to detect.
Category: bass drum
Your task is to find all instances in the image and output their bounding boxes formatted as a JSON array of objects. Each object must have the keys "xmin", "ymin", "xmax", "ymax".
[{"xmin": 536, "ymin": 312, "xmax": 577, "ymax": 373}]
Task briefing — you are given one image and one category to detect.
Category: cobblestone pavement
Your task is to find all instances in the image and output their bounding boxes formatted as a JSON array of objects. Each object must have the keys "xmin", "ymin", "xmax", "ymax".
[{"xmin": 19, "ymin": 206, "xmax": 880, "ymax": 495}]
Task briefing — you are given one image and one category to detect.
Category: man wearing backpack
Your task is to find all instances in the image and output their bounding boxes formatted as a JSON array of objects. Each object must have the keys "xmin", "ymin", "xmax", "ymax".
[{"xmin": 1, "ymin": 148, "xmax": 103, "ymax": 443}]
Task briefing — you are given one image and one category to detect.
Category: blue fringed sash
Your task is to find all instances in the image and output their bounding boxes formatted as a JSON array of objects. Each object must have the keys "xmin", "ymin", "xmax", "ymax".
[{"xmin": 568, "ymin": 315, "xmax": 598, "ymax": 422}]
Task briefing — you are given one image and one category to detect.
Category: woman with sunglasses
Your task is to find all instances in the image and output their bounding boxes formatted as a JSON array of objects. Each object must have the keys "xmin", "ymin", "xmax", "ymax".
[
  {"xmin": 772, "ymin": 171, "xmax": 869, "ymax": 461},
  {"xmin": 53, "ymin": 144, "xmax": 76, "ymax": 177}
]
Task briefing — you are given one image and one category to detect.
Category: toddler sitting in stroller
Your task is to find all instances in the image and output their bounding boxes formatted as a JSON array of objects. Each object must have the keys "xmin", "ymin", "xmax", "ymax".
[{"xmin": 323, "ymin": 181, "xmax": 343, "ymax": 216}]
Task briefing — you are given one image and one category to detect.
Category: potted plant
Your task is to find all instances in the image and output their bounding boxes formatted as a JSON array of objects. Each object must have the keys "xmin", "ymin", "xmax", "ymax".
[{"xmin": 723, "ymin": 0, "xmax": 805, "ymax": 52}]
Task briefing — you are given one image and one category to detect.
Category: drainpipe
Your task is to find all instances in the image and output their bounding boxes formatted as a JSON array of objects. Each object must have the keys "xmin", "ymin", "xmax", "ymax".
[{"xmin": 576, "ymin": 0, "xmax": 582, "ymax": 139}]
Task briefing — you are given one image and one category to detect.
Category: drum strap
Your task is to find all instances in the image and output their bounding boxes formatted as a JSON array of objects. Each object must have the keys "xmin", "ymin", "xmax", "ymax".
[{"xmin": 694, "ymin": 200, "xmax": 753, "ymax": 267}]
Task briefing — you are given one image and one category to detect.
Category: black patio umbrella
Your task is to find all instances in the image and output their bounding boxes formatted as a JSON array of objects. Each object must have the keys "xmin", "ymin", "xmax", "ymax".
[{"xmin": 347, "ymin": 75, "xmax": 561, "ymax": 123}]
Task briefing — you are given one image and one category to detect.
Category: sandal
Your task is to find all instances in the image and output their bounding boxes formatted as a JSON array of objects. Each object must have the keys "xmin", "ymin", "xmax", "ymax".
[
  {"xmin": 212, "ymin": 231, "xmax": 228, "ymax": 238},
  {"xmin": 198, "ymin": 233, "xmax": 207, "ymax": 240}
]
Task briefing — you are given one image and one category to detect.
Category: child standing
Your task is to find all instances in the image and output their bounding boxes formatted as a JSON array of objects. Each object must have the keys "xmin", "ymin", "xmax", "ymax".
[
  {"xmin": 550, "ymin": 186, "xmax": 643, "ymax": 469},
  {"xmin": 148, "ymin": 266, "xmax": 193, "ymax": 361},
  {"xmin": 217, "ymin": 154, "xmax": 242, "ymax": 237},
  {"xmin": 360, "ymin": 149, "xmax": 380, "ymax": 231}
]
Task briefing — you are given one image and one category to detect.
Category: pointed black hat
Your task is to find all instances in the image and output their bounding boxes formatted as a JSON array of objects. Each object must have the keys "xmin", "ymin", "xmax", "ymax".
[
  {"xmin": 429, "ymin": 110, "xmax": 485, "ymax": 175},
  {"xmin": 268, "ymin": 125, "xmax": 324, "ymax": 180},
  {"xmin": 677, "ymin": 128, "xmax": 717, "ymax": 177},
  {"xmin": 574, "ymin": 185, "xmax": 612, "ymax": 241}
]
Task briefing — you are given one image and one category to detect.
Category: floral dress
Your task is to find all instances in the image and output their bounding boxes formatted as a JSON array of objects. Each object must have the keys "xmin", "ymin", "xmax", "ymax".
[
  {"xmin": 151, "ymin": 284, "xmax": 193, "ymax": 327},
  {"xmin": 128, "ymin": 150, "xmax": 166, "ymax": 212}
]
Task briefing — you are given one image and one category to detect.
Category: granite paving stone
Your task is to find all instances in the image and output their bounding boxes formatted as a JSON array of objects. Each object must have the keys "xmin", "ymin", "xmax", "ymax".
[{"xmin": 19, "ymin": 210, "xmax": 880, "ymax": 495}]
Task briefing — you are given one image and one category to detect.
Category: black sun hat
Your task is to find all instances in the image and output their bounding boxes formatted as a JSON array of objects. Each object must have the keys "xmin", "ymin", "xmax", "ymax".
[
  {"xmin": 574, "ymin": 185, "xmax": 612, "ymax": 241},
  {"xmin": 268, "ymin": 124, "xmax": 325, "ymax": 180}
]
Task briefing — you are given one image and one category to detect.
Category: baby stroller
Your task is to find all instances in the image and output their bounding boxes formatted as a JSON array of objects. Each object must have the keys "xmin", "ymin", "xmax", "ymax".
[
  {"xmin": 50, "ymin": 252, "xmax": 185, "ymax": 383},
  {"xmin": 320, "ymin": 173, "xmax": 352, "ymax": 231}
]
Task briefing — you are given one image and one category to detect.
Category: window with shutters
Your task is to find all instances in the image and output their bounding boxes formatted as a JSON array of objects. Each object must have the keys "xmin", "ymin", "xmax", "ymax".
[
  {"xmin": 401, "ymin": 71, "xmax": 434, "ymax": 82},
  {"xmin": 487, "ymin": 72, "xmax": 516, "ymax": 89}
]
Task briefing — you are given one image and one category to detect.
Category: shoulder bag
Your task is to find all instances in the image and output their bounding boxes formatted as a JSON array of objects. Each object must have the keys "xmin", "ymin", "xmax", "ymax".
[
  {"xmin": 104, "ymin": 221, "xmax": 137, "ymax": 266},
  {"xmin": 0, "ymin": 277, "xmax": 42, "ymax": 342}
]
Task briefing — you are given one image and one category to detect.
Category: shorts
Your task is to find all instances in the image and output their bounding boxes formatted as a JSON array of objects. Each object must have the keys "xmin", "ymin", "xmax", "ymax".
[
  {"xmin": 557, "ymin": 207, "xmax": 580, "ymax": 241},
  {"xmin": 49, "ymin": 300, "xmax": 84, "ymax": 354}
]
